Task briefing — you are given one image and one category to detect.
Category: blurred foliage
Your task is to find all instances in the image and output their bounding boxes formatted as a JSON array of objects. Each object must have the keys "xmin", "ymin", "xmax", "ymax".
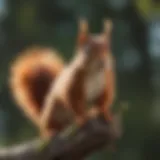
[{"xmin": 0, "ymin": 0, "xmax": 159, "ymax": 160}]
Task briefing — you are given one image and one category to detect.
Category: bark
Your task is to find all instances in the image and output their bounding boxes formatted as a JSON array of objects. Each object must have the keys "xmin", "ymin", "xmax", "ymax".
[{"xmin": 0, "ymin": 110, "xmax": 124, "ymax": 160}]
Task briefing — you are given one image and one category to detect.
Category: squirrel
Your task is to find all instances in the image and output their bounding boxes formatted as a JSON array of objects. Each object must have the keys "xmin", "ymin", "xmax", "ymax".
[
  {"xmin": 9, "ymin": 19, "xmax": 115, "ymax": 140},
  {"xmin": 9, "ymin": 46, "xmax": 65, "ymax": 138},
  {"xmin": 40, "ymin": 19, "xmax": 116, "ymax": 138}
]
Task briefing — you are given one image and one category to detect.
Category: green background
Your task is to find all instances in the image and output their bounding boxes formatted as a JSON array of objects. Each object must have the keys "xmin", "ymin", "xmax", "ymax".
[{"xmin": 0, "ymin": 0, "xmax": 160, "ymax": 160}]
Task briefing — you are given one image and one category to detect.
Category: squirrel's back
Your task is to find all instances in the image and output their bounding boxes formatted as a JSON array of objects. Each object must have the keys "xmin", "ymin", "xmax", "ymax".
[{"xmin": 9, "ymin": 46, "xmax": 64, "ymax": 116}]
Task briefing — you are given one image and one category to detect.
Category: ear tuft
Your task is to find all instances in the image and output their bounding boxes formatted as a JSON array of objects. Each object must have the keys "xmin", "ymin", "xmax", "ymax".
[
  {"xmin": 78, "ymin": 18, "xmax": 88, "ymax": 34},
  {"xmin": 103, "ymin": 19, "xmax": 113, "ymax": 36},
  {"xmin": 77, "ymin": 18, "xmax": 89, "ymax": 46}
]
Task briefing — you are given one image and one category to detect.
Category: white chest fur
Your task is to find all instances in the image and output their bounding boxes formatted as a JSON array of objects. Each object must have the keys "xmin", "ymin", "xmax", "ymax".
[{"xmin": 85, "ymin": 69, "xmax": 106, "ymax": 102}]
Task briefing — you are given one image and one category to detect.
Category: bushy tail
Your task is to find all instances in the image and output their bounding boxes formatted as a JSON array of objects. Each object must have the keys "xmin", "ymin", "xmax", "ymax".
[{"xmin": 9, "ymin": 46, "xmax": 64, "ymax": 127}]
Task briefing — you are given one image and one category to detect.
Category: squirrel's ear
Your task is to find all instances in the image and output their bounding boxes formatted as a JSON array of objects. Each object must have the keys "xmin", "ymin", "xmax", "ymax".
[
  {"xmin": 77, "ymin": 18, "xmax": 89, "ymax": 46},
  {"xmin": 103, "ymin": 19, "xmax": 113, "ymax": 39}
]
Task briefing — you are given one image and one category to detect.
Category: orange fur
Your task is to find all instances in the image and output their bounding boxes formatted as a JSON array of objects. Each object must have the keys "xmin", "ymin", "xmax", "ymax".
[
  {"xmin": 9, "ymin": 46, "xmax": 64, "ymax": 135},
  {"xmin": 93, "ymin": 52, "xmax": 115, "ymax": 121},
  {"xmin": 40, "ymin": 19, "xmax": 115, "ymax": 137},
  {"xmin": 76, "ymin": 19, "xmax": 115, "ymax": 121},
  {"xmin": 9, "ymin": 19, "xmax": 115, "ymax": 140},
  {"xmin": 40, "ymin": 53, "xmax": 88, "ymax": 137}
]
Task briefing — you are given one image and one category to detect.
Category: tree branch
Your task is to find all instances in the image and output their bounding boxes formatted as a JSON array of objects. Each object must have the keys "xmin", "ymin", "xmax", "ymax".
[{"xmin": 0, "ymin": 110, "xmax": 123, "ymax": 160}]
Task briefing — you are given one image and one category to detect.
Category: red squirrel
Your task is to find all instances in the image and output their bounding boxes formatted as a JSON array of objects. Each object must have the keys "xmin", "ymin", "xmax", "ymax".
[
  {"xmin": 40, "ymin": 19, "xmax": 115, "ymax": 138},
  {"xmin": 9, "ymin": 46, "xmax": 64, "ymax": 138},
  {"xmin": 9, "ymin": 19, "xmax": 115, "ymax": 139}
]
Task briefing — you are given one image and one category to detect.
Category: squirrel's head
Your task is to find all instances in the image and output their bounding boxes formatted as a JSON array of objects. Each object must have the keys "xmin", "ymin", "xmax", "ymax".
[{"xmin": 76, "ymin": 18, "xmax": 113, "ymax": 70}]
